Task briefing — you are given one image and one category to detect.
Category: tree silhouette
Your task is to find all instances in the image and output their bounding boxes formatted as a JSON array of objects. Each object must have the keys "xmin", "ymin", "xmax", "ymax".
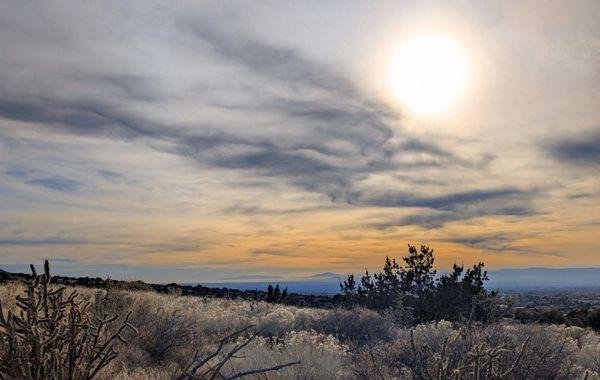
[
  {"xmin": 340, "ymin": 244, "xmax": 496, "ymax": 323},
  {"xmin": 266, "ymin": 284, "xmax": 283, "ymax": 303}
]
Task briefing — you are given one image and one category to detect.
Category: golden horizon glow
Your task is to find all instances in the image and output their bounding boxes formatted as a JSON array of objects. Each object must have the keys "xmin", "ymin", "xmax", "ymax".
[{"xmin": 389, "ymin": 35, "xmax": 468, "ymax": 114}]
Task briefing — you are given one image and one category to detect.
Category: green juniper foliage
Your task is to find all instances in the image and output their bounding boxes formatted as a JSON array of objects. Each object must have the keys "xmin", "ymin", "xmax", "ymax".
[{"xmin": 341, "ymin": 245, "xmax": 499, "ymax": 323}]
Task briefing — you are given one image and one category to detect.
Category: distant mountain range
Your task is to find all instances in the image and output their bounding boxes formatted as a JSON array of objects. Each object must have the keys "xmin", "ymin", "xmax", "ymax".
[
  {"xmin": 202, "ymin": 272, "xmax": 344, "ymax": 294},
  {"xmin": 201, "ymin": 268, "xmax": 600, "ymax": 294},
  {"xmin": 486, "ymin": 267, "xmax": 600, "ymax": 290}
]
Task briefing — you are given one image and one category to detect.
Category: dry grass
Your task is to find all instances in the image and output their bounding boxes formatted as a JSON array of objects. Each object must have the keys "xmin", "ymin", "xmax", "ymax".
[{"xmin": 1, "ymin": 282, "xmax": 599, "ymax": 379}]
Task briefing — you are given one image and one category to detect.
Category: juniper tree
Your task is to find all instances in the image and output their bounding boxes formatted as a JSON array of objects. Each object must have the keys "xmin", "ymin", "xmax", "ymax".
[
  {"xmin": 400, "ymin": 244, "xmax": 436, "ymax": 297},
  {"xmin": 340, "ymin": 244, "xmax": 496, "ymax": 324},
  {"xmin": 265, "ymin": 284, "xmax": 282, "ymax": 303}
]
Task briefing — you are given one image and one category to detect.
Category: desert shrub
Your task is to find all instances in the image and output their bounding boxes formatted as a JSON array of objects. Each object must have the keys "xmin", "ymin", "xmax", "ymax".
[
  {"xmin": 255, "ymin": 307, "xmax": 296, "ymax": 337},
  {"xmin": 586, "ymin": 309, "xmax": 600, "ymax": 332},
  {"xmin": 173, "ymin": 326, "xmax": 300, "ymax": 380},
  {"xmin": 222, "ymin": 330, "xmax": 348, "ymax": 380},
  {"xmin": 0, "ymin": 261, "xmax": 136, "ymax": 380},
  {"xmin": 92, "ymin": 287, "xmax": 138, "ymax": 317},
  {"xmin": 0, "ymin": 281, "xmax": 20, "ymax": 312},
  {"xmin": 351, "ymin": 321, "xmax": 598, "ymax": 380},
  {"xmin": 85, "ymin": 288, "xmax": 391, "ymax": 347},
  {"xmin": 538, "ymin": 309, "xmax": 567, "ymax": 325},
  {"xmin": 176, "ymin": 298, "xmax": 246, "ymax": 337},
  {"xmin": 92, "ymin": 290, "xmax": 201, "ymax": 366},
  {"xmin": 304, "ymin": 307, "xmax": 395, "ymax": 344},
  {"xmin": 578, "ymin": 340, "xmax": 600, "ymax": 377},
  {"xmin": 504, "ymin": 324, "xmax": 580, "ymax": 379},
  {"xmin": 104, "ymin": 326, "xmax": 302, "ymax": 380},
  {"xmin": 134, "ymin": 305, "xmax": 194, "ymax": 363},
  {"xmin": 105, "ymin": 279, "xmax": 155, "ymax": 293}
]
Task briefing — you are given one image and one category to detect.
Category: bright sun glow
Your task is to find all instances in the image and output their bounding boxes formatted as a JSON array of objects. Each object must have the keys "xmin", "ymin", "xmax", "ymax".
[{"xmin": 389, "ymin": 35, "xmax": 468, "ymax": 114}]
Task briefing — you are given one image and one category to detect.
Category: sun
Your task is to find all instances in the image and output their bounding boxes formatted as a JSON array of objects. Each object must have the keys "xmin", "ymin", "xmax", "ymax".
[{"xmin": 389, "ymin": 35, "xmax": 468, "ymax": 115}]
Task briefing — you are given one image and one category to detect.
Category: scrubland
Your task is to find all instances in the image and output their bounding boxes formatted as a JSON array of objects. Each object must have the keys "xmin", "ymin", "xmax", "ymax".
[{"xmin": 1, "ymin": 281, "xmax": 598, "ymax": 380}]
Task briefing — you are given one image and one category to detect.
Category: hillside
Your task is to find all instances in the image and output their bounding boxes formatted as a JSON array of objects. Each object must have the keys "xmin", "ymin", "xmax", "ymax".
[{"xmin": 1, "ymin": 280, "xmax": 599, "ymax": 379}]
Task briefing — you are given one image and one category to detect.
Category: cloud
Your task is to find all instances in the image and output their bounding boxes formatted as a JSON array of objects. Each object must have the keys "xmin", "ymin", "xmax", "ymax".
[
  {"xmin": 97, "ymin": 169, "xmax": 122, "ymax": 180},
  {"xmin": 545, "ymin": 126, "xmax": 600, "ymax": 167},
  {"xmin": 188, "ymin": 21, "xmax": 367, "ymax": 100},
  {"xmin": 0, "ymin": 14, "xmax": 484, "ymax": 210},
  {"xmin": 0, "ymin": 95, "xmax": 165, "ymax": 140},
  {"xmin": 5, "ymin": 167, "xmax": 28, "ymax": 179},
  {"xmin": 250, "ymin": 249, "xmax": 296, "ymax": 257},
  {"xmin": 368, "ymin": 188, "xmax": 537, "ymax": 229},
  {"xmin": 360, "ymin": 188, "xmax": 532, "ymax": 210},
  {"xmin": 449, "ymin": 233, "xmax": 521, "ymax": 248},
  {"xmin": 448, "ymin": 233, "xmax": 561, "ymax": 257},
  {"xmin": 0, "ymin": 238, "xmax": 86, "ymax": 246},
  {"xmin": 48, "ymin": 257, "xmax": 79, "ymax": 264},
  {"xmin": 364, "ymin": 187, "xmax": 537, "ymax": 229},
  {"xmin": 26, "ymin": 178, "xmax": 80, "ymax": 192},
  {"xmin": 220, "ymin": 274, "xmax": 283, "ymax": 281},
  {"xmin": 177, "ymin": 26, "xmax": 496, "ymax": 205}
]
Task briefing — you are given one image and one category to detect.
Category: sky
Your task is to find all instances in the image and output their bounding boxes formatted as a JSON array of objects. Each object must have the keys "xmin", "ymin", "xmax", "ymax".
[{"xmin": 0, "ymin": 1, "xmax": 599, "ymax": 282}]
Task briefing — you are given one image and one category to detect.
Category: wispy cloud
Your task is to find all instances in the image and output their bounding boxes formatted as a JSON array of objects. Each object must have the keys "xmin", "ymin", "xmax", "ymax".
[
  {"xmin": 545, "ymin": 126, "xmax": 600, "ymax": 167},
  {"xmin": 0, "ymin": 238, "xmax": 86, "ymax": 246},
  {"xmin": 0, "ymin": 16, "xmax": 488, "ymax": 212},
  {"xmin": 26, "ymin": 178, "xmax": 80, "ymax": 192},
  {"xmin": 447, "ymin": 233, "xmax": 560, "ymax": 257},
  {"xmin": 220, "ymin": 274, "xmax": 283, "ymax": 281},
  {"xmin": 366, "ymin": 188, "xmax": 537, "ymax": 229}
]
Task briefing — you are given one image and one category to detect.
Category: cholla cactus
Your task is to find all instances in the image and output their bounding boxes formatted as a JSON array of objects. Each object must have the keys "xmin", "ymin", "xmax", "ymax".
[
  {"xmin": 457, "ymin": 336, "xmax": 530, "ymax": 380},
  {"xmin": 0, "ymin": 260, "xmax": 137, "ymax": 380},
  {"xmin": 410, "ymin": 327, "xmax": 530, "ymax": 380}
]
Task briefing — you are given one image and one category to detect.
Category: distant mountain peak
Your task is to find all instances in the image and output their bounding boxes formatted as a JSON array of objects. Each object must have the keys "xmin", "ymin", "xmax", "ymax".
[{"xmin": 309, "ymin": 272, "xmax": 342, "ymax": 279}]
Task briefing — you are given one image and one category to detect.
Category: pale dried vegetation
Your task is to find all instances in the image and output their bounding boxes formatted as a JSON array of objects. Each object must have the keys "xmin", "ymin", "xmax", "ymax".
[{"xmin": 1, "ymin": 278, "xmax": 599, "ymax": 379}]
